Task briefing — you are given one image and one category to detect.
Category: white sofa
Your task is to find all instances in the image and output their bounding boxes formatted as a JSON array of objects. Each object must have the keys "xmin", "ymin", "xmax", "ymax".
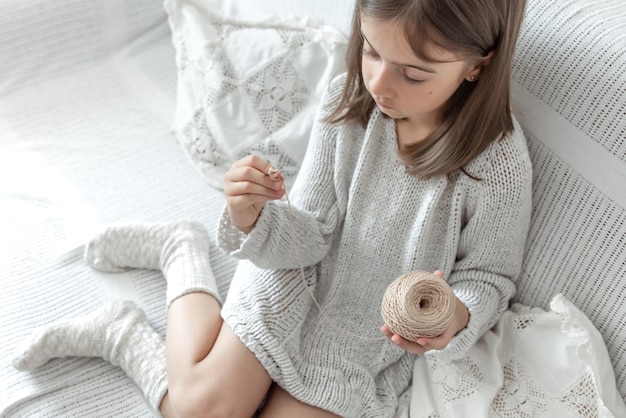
[{"xmin": 1, "ymin": 0, "xmax": 624, "ymax": 417}]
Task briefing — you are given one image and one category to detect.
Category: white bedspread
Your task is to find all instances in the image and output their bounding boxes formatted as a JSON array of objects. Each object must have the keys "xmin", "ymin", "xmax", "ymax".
[
  {"xmin": 2, "ymin": 1, "xmax": 625, "ymax": 417},
  {"xmin": 0, "ymin": 1, "xmax": 236, "ymax": 416}
]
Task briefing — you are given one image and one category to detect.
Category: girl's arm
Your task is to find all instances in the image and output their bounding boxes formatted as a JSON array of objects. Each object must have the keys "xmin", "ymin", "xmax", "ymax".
[
  {"xmin": 440, "ymin": 126, "xmax": 533, "ymax": 359},
  {"xmin": 219, "ymin": 76, "xmax": 350, "ymax": 269},
  {"xmin": 382, "ymin": 126, "xmax": 532, "ymax": 358}
]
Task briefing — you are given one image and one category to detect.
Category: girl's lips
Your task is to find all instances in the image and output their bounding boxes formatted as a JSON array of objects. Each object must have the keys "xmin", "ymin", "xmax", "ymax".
[{"xmin": 375, "ymin": 100, "xmax": 394, "ymax": 110}]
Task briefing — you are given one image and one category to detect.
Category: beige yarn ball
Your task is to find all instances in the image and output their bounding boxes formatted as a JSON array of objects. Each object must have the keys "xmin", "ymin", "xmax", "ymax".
[{"xmin": 380, "ymin": 270, "xmax": 456, "ymax": 341}]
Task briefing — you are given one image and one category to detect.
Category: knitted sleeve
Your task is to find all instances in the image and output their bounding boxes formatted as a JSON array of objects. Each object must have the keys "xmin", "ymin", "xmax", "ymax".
[
  {"xmin": 438, "ymin": 124, "xmax": 533, "ymax": 360},
  {"xmin": 217, "ymin": 74, "xmax": 350, "ymax": 269}
]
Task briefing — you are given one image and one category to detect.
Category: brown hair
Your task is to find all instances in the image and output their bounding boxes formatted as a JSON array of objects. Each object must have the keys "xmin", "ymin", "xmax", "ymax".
[{"xmin": 326, "ymin": 0, "xmax": 527, "ymax": 178}]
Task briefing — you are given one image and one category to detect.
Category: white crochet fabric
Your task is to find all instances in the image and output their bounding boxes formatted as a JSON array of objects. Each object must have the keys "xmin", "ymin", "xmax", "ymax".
[
  {"xmin": 217, "ymin": 74, "xmax": 533, "ymax": 417},
  {"xmin": 410, "ymin": 295, "xmax": 626, "ymax": 417},
  {"xmin": 165, "ymin": 0, "xmax": 347, "ymax": 189}
]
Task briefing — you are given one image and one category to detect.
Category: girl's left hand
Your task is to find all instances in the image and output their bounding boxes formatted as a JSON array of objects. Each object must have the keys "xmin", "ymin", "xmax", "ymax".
[{"xmin": 381, "ymin": 271, "xmax": 470, "ymax": 355}]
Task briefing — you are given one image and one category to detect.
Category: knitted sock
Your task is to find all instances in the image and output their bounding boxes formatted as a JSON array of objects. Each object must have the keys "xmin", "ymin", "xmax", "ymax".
[
  {"xmin": 12, "ymin": 301, "xmax": 168, "ymax": 414},
  {"xmin": 85, "ymin": 220, "xmax": 221, "ymax": 306}
]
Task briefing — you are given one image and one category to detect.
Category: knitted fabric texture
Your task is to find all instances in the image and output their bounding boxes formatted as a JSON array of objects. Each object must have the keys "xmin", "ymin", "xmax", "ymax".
[
  {"xmin": 12, "ymin": 301, "xmax": 168, "ymax": 415},
  {"xmin": 86, "ymin": 220, "xmax": 221, "ymax": 306},
  {"xmin": 381, "ymin": 271, "xmax": 456, "ymax": 341},
  {"xmin": 217, "ymin": 73, "xmax": 533, "ymax": 417}
]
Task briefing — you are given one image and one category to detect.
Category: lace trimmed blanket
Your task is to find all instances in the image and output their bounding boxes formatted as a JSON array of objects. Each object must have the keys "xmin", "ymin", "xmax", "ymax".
[{"xmin": 404, "ymin": 295, "xmax": 626, "ymax": 418}]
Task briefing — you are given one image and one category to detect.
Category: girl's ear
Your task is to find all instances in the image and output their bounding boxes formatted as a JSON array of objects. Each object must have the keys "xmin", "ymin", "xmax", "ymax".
[{"xmin": 465, "ymin": 51, "xmax": 494, "ymax": 81}]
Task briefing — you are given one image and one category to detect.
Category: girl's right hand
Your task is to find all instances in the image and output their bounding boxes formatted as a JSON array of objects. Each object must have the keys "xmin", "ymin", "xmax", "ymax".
[{"xmin": 224, "ymin": 155, "xmax": 285, "ymax": 233}]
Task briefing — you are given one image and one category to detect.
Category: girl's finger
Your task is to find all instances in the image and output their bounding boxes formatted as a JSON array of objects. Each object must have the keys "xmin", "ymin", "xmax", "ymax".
[
  {"xmin": 226, "ymin": 164, "xmax": 283, "ymax": 194},
  {"xmin": 232, "ymin": 155, "xmax": 282, "ymax": 182},
  {"xmin": 380, "ymin": 324, "xmax": 394, "ymax": 339}
]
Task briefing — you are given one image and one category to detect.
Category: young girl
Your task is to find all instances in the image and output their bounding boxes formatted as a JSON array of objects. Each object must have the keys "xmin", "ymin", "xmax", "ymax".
[{"xmin": 13, "ymin": 0, "xmax": 531, "ymax": 416}]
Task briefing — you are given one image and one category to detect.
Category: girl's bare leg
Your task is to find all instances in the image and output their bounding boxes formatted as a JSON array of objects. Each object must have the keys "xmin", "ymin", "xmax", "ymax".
[
  {"xmin": 161, "ymin": 292, "xmax": 272, "ymax": 418},
  {"xmin": 259, "ymin": 385, "xmax": 341, "ymax": 418}
]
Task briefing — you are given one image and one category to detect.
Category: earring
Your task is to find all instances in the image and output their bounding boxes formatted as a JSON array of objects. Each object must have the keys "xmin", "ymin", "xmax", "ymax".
[{"xmin": 469, "ymin": 76, "xmax": 478, "ymax": 82}]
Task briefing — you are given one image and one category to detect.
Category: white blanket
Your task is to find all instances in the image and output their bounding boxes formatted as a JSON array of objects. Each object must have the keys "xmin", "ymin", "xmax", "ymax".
[
  {"xmin": 0, "ymin": 1, "xmax": 236, "ymax": 416},
  {"xmin": 408, "ymin": 295, "xmax": 626, "ymax": 417},
  {"xmin": 1, "ymin": 0, "xmax": 625, "ymax": 417}
]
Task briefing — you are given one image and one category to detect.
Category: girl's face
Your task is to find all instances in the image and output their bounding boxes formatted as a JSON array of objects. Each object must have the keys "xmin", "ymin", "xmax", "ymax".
[{"xmin": 360, "ymin": 17, "xmax": 481, "ymax": 141}]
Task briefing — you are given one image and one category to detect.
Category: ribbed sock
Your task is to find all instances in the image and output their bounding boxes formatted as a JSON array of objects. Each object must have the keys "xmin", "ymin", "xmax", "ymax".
[
  {"xmin": 12, "ymin": 301, "xmax": 168, "ymax": 414},
  {"xmin": 85, "ymin": 220, "xmax": 221, "ymax": 306}
]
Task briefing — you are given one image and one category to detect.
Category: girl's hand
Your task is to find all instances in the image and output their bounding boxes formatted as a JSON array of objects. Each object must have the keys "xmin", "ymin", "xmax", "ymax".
[
  {"xmin": 224, "ymin": 155, "xmax": 285, "ymax": 233},
  {"xmin": 381, "ymin": 271, "xmax": 470, "ymax": 355}
]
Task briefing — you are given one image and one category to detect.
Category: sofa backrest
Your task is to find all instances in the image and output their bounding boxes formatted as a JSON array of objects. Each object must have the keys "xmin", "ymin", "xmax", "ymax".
[{"xmin": 511, "ymin": 0, "xmax": 626, "ymax": 400}]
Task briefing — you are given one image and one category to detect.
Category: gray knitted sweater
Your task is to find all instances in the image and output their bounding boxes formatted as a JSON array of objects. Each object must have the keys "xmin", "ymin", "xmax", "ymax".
[{"xmin": 217, "ymin": 74, "xmax": 532, "ymax": 417}]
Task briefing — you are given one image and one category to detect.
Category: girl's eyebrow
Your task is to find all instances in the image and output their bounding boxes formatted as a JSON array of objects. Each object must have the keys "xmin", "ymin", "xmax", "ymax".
[{"xmin": 361, "ymin": 31, "xmax": 437, "ymax": 74}]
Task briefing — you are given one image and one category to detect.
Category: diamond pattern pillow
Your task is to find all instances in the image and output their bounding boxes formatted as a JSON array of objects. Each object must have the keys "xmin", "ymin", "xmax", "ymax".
[{"xmin": 165, "ymin": 0, "xmax": 347, "ymax": 189}]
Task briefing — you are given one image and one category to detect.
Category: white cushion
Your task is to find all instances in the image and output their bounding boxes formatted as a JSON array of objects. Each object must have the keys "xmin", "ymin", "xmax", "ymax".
[
  {"xmin": 164, "ymin": 0, "xmax": 347, "ymax": 189},
  {"xmin": 409, "ymin": 295, "xmax": 626, "ymax": 417}
]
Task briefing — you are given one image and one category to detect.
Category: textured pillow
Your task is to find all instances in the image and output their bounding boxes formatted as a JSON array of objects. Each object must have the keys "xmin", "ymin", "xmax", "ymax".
[
  {"xmin": 164, "ymin": 0, "xmax": 347, "ymax": 189},
  {"xmin": 408, "ymin": 295, "xmax": 626, "ymax": 418}
]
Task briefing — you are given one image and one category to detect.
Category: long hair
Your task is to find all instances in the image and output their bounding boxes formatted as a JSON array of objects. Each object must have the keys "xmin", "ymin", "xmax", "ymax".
[{"xmin": 325, "ymin": 0, "xmax": 527, "ymax": 179}]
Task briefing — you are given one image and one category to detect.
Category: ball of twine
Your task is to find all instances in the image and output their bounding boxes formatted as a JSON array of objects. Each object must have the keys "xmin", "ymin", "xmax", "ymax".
[{"xmin": 380, "ymin": 270, "xmax": 456, "ymax": 341}]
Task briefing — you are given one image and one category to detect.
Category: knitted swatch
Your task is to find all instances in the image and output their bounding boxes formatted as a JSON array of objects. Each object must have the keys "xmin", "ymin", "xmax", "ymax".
[{"xmin": 381, "ymin": 270, "xmax": 456, "ymax": 341}]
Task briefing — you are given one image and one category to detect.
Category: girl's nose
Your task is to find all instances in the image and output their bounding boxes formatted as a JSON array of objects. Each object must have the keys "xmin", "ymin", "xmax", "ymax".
[{"xmin": 369, "ymin": 63, "xmax": 394, "ymax": 99}]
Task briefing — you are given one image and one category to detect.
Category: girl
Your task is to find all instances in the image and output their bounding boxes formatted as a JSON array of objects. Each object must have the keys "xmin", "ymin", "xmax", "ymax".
[{"xmin": 13, "ymin": 0, "xmax": 531, "ymax": 416}]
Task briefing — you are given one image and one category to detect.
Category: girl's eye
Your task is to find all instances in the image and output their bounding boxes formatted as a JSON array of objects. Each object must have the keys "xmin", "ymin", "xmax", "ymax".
[
  {"xmin": 403, "ymin": 73, "xmax": 425, "ymax": 84},
  {"xmin": 361, "ymin": 45, "xmax": 425, "ymax": 84},
  {"xmin": 362, "ymin": 48, "xmax": 379, "ymax": 59}
]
